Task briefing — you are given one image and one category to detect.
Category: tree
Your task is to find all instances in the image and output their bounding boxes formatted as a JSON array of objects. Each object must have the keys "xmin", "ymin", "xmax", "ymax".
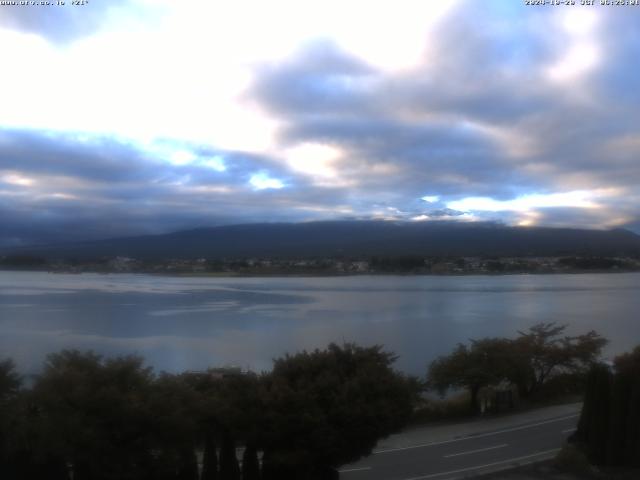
[
  {"xmin": 0, "ymin": 358, "xmax": 23, "ymax": 479},
  {"xmin": 513, "ymin": 323, "xmax": 607, "ymax": 398},
  {"xmin": 241, "ymin": 443, "xmax": 260, "ymax": 480},
  {"xmin": 428, "ymin": 338, "xmax": 515, "ymax": 413},
  {"xmin": 219, "ymin": 433, "xmax": 240, "ymax": 480},
  {"xmin": 201, "ymin": 433, "xmax": 219, "ymax": 480},
  {"xmin": 147, "ymin": 372, "xmax": 202, "ymax": 480},
  {"xmin": 573, "ymin": 362, "xmax": 612, "ymax": 465},
  {"xmin": 32, "ymin": 350, "xmax": 157, "ymax": 480},
  {"xmin": 572, "ymin": 346, "xmax": 640, "ymax": 468},
  {"xmin": 0, "ymin": 358, "xmax": 21, "ymax": 399},
  {"xmin": 428, "ymin": 324, "xmax": 607, "ymax": 411},
  {"xmin": 260, "ymin": 343, "xmax": 417, "ymax": 479},
  {"xmin": 182, "ymin": 370, "xmax": 263, "ymax": 480},
  {"xmin": 214, "ymin": 374, "xmax": 261, "ymax": 480},
  {"xmin": 607, "ymin": 346, "xmax": 640, "ymax": 466}
]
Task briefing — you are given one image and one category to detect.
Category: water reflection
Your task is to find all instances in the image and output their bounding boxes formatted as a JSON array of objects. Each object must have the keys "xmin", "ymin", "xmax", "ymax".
[{"xmin": 1, "ymin": 271, "xmax": 638, "ymax": 375}]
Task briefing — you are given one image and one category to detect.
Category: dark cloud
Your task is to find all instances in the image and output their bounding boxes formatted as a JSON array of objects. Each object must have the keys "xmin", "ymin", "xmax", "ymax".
[
  {"xmin": 250, "ymin": 41, "xmax": 376, "ymax": 117},
  {"xmin": 425, "ymin": 208, "xmax": 466, "ymax": 219},
  {"xmin": 0, "ymin": 129, "xmax": 153, "ymax": 182},
  {"xmin": 0, "ymin": 127, "xmax": 358, "ymax": 246}
]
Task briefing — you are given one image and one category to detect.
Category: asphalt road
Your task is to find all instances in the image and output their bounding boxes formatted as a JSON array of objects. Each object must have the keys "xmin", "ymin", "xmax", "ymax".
[{"xmin": 338, "ymin": 413, "xmax": 579, "ymax": 480}]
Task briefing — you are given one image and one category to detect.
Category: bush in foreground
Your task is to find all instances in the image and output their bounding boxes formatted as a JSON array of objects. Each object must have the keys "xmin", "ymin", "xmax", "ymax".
[
  {"xmin": 571, "ymin": 345, "xmax": 640, "ymax": 468},
  {"xmin": 0, "ymin": 343, "xmax": 417, "ymax": 480}
]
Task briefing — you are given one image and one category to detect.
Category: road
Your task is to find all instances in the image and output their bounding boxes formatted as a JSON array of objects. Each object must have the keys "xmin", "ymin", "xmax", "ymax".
[{"xmin": 339, "ymin": 406, "xmax": 580, "ymax": 480}]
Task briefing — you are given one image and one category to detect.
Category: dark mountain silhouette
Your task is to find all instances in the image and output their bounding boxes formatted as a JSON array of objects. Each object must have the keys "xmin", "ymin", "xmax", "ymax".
[{"xmin": 3, "ymin": 221, "xmax": 640, "ymax": 260}]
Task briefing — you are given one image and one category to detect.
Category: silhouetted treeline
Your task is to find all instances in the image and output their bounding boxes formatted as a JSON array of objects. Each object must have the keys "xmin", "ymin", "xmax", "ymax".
[
  {"xmin": 0, "ymin": 255, "xmax": 47, "ymax": 268},
  {"xmin": 0, "ymin": 344, "xmax": 418, "ymax": 480},
  {"xmin": 427, "ymin": 323, "xmax": 608, "ymax": 413},
  {"xmin": 556, "ymin": 256, "xmax": 631, "ymax": 270},
  {"xmin": 571, "ymin": 346, "xmax": 640, "ymax": 468},
  {"xmin": 370, "ymin": 256, "xmax": 426, "ymax": 272}
]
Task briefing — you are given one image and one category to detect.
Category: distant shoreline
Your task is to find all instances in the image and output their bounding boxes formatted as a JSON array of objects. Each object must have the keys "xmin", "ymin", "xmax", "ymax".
[{"xmin": 2, "ymin": 267, "xmax": 640, "ymax": 278}]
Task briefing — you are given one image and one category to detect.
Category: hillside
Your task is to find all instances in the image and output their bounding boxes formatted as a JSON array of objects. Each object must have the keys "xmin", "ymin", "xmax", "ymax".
[{"xmin": 3, "ymin": 221, "xmax": 640, "ymax": 261}]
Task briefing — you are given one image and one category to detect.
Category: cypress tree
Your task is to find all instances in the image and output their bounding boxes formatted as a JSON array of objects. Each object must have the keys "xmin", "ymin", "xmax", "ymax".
[
  {"xmin": 574, "ymin": 348, "xmax": 640, "ymax": 468},
  {"xmin": 241, "ymin": 443, "xmax": 260, "ymax": 480},
  {"xmin": 259, "ymin": 451, "xmax": 274, "ymax": 480},
  {"xmin": 613, "ymin": 348, "xmax": 640, "ymax": 467},
  {"xmin": 219, "ymin": 433, "xmax": 240, "ymax": 480},
  {"xmin": 624, "ymin": 381, "xmax": 640, "ymax": 467},
  {"xmin": 574, "ymin": 363, "xmax": 612, "ymax": 465},
  {"xmin": 607, "ymin": 366, "xmax": 630, "ymax": 465},
  {"xmin": 177, "ymin": 447, "xmax": 199, "ymax": 480},
  {"xmin": 201, "ymin": 434, "xmax": 218, "ymax": 480}
]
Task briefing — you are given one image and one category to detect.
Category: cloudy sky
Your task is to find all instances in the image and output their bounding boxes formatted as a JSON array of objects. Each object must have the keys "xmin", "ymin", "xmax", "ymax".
[{"xmin": 1, "ymin": 0, "xmax": 639, "ymax": 246}]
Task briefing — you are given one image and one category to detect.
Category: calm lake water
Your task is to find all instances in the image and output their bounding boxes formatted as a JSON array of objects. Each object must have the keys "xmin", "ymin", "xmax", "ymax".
[{"xmin": 1, "ymin": 271, "xmax": 639, "ymax": 375}]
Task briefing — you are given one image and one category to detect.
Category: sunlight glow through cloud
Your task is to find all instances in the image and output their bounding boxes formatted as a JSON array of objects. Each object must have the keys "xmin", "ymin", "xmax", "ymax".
[
  {"xmin": 546, "ymin": 9, "xmax": 600, "ymax": 84},
  {"xmin": 249, "ymin": 172, "xmax": 285, "ymax": 191},
  {"xmin": 448, "ymin": 191, "xmax": 600, "ymax": 213},
  {"xmin": 201, "ymin": 156, "xmax": 227, "ymax": 172},
  {"xmin": 283, "ymin": 143, "xmax": 342, "ymax": 180},
  {"xmin": 547, "ymin": 43, "xmax": 600, "ymax": 83},
  {"xmin": 1, "ymin": 173, "xmax": 35, "ymax": 187},
  {"xmin": 562, "ymin": 9, "xmax": 598, "ymax": 36},
  {"xmin": 169, "ymin": 150, "xmax": 197, "ymax": 166}
]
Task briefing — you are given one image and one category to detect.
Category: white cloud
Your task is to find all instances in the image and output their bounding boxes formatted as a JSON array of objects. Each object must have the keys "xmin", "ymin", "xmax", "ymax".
[
  {"xmin": 546, "ymin": 43, "xmax": 600, "ymax": 83},
  {"xmin": 545, "ymin": 8, "xmax": 601, "ymax": 85},
  {"xmin": 169, "ymin": 150, "xmax": 197, "ymax": 166},
  {"xmin": 201, "ymin": 156, "xmax": 226, "ymax": 172},
  {"xmin": 447, "ymin": 190, "xmax": 603, "ymax": 213},
  {"xmin": 1, "ymin": 173, "xmax": 35, "ymax": 187},
  {"xmin": 0, "ymin": 0, "xmax": 458, "ymax": 156},
  {"xmin": 249, "ymin": 172, "xmax": 285, "ymax": 190},
  {"xmin": 283, "ymin": 142, "xmax": 341, "ymax": 179},
  {"xmin": 562, "ymin": 9, "xmax": 598, "ymax": 36}
]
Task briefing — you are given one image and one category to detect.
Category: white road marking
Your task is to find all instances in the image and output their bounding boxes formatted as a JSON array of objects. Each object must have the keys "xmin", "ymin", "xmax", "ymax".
[
  {"xmin": 374, "ymin": 414, "xmax": 579, "ymax": 454},
  {"xmin": 443, "ymin": 443, "xmax": 508, "ymax": 458},
  {"xmin": 338, "ymin": 466, "xmax": 372, "ymax": 473},
  {"xmin": 402, "ymin": 448, "xmax": 561, "ymax": 480},
  {"xmin": 562, "ymin": 428, "xmax": 577, "ymax": 433}
]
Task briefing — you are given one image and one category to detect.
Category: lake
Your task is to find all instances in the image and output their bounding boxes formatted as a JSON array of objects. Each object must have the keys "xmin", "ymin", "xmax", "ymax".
[{"xmin": 1, "ymin": 271, "xmax": 638, "ymax": 375}]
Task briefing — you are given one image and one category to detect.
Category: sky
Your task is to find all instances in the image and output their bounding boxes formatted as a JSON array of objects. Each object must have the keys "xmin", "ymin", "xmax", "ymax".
[{"xmin": 1, "ymin": 0, "xmax": 640, "ymax": 246}]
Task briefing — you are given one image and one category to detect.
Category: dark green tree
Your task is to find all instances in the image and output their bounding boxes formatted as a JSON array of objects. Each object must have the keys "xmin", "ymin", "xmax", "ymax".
[
  {"xmin": 513, "ymin": 323, "xmax": 607, "ymax": 398},
  {"xmin": 32, "ymin": 350, "xmax": 156, "ymax": 480},
  {"xmin": 148, "ymin": 372, "xmax": 202, "ymax": 480},
  {"xmin": 201, "ymin": 433, "xmax": 219, "ymax": 480},
  {"xmin": 608, "ymin": 346, "xmax": 640, "ymax": 466},
  {"xmin": 573, "ymin": 362, "xmax": 612, "ymax": 465},
  {"xmin": 176, "ymin": 447, "xmax": 199, "ymax": 480},
  {"xmin": 428, "ymin": 338, "xmax": 514, "ymax": 413},
  {"xmin": 241, "ymin": 443, "xmax": 260, "ymax": 480},
  {"xmin": 572, "ymin": 346, "xmax": 640, "ymax": 468},
  {"xmin": 219, "ymin": 432, "xmax": 241, "ymax": 480},
  {"xmin": 0, "ymin": 358, "xmax": 21, "ymax": 398},
  {"xmin": 260, "ymin": 343, "xmax": 417, "ymax": 479},
  {"xmin": 182, "ymin": 370, "xmax": 262, "ymax": 480},
  {"xmin": 0, "ymin": 358, "xmax": 24, "ymax": 479}
]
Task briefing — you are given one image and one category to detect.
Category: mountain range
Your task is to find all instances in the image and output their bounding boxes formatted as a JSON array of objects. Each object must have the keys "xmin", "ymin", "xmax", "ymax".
[{"xmin": 4, "ymin": 221, "xmax": 640, "ymax": 260}]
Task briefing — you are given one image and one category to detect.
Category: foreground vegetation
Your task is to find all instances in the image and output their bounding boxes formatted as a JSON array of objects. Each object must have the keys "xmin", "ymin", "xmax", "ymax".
[
  {"xmin": 426, "ymin": 323, "xmax": 607, "ymax": 414},
  {"xmin": 1, "ymin": 324, "xmax": 638, "ymax": 479},
  {"xmin": 0, "ymin": 344, "xmax": 417, "ymax": 480},
  {"xmin": 570, "ymin": 346, "xmax": 640, "ymax": 469}
]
